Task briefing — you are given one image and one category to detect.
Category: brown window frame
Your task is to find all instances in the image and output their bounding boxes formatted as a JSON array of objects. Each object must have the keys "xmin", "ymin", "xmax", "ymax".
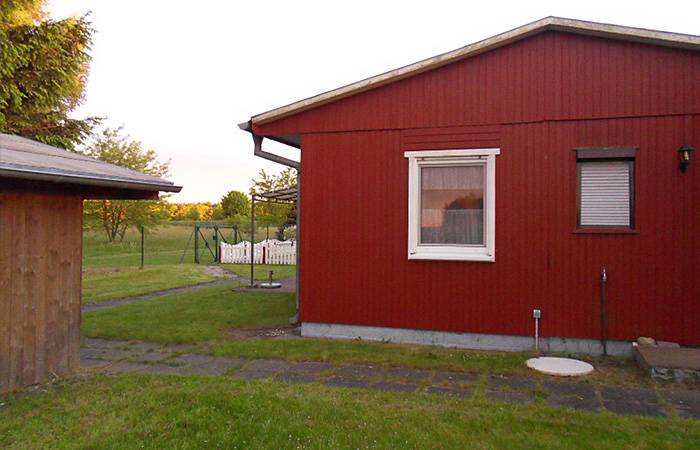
[{"xmin": 575, "ymin": 147, "xmax": 637, "ymax": 232}]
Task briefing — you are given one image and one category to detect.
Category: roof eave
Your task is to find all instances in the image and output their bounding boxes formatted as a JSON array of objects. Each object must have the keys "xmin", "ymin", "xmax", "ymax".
[
  {"xmin": 249, "ymin": 16, "xmax": 700, "ymax": 126},
  {"xmin": 0, "ymin": 166, "xmax": 182, "ymax": 194}
]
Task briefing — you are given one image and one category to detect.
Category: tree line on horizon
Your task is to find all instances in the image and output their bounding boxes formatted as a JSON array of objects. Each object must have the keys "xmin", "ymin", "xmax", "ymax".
[{"xmin": 82, "ymin": 127, "xmax": 297, "ymax": 243}]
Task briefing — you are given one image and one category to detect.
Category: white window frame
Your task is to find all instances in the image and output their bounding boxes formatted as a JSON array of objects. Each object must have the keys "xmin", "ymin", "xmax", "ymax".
[{"xmin": 404, "ymin": 148, "xmax": 500, "ymax": 262}]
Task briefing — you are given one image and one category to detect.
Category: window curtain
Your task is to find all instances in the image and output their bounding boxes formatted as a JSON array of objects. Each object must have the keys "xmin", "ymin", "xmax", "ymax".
[{"xmin": 420, "ymin": 165, "xmax": 484, "ymax": 245}]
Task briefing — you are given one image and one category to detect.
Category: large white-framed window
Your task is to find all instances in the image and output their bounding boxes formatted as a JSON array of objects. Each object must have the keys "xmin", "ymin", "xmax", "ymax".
[{"xmin": 404, "ymin": 148, "xmax": 500, "ymax": 262}]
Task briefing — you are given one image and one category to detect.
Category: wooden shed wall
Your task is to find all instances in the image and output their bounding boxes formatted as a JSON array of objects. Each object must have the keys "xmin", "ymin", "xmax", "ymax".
[
  {"xmin": 0, "ymin": 192, "xmax": 82, "ymax": 393},
  {"xmin": 252, "ymin": 30, "xmax": 700, "ymax": 345}
]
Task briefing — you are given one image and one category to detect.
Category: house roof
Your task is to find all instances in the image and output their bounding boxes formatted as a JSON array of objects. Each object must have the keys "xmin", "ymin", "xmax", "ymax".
[
  {"xmin": 0, "ymin": 133, "xmax": 181, "ymax": 197},
  {"xmin": 248, "ymin": 16, "xmax": 700, "ymax": 127}
]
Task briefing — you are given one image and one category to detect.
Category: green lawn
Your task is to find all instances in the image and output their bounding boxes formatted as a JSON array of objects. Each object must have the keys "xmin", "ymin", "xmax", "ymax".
[
  {"xmin": 81, "ymin": 285, "xmax": 542, "ymax": 375},
  {"xmin": 81, "ymin": 285, "xmax": 651, "ymax": 384},
  {"xmin": 211, "ymin": 339, "xmax": 533, "ymax": 373},
  {"xmin": 83, "ymin": 224, "xmax": 198, "ymax": 267},
  {"xmin": 1, "ymin": 374, "xmax": 697, "ymax": 449},
  {"xmin": 82, "ymin": 284, "xmax": 295, "ymax": 343},
  {"xmin": 82, "ymin": 264, "xmax": 216, "ymax": 304},
  {"xmin": 222, "ymin": 263, "xmax": 296, "ymax": 281},
  {"xmin": 25, "ymin": 283, "xmax": 699, "ymax": 447}
]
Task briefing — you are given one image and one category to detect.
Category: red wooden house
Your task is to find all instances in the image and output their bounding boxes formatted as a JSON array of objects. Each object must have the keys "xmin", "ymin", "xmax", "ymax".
[{"xmin": 241, "ymin": 17, "xmax": 700, "ymax": 356}]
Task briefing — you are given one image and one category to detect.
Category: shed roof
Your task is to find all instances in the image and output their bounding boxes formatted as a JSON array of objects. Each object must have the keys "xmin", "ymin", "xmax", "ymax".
[
  {"xmin": 247, "ymin": 16, "xmax": 700, "ymax": 128},
  {"xmin": 0, "ymin": 133, "xmax": 181, "ymax": 198}
]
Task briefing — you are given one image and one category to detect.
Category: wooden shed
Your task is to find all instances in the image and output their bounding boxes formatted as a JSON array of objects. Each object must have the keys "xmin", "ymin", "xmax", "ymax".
[
  {"xmin": 241, "ymin": 17, "xmax": 700, "ymax": 356},
  {"xmin": 0, "ymin": 134, "xmax": 181, "ymax": 393}
]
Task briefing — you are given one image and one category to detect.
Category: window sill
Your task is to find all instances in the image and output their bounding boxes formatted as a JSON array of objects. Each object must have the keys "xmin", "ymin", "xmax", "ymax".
[
  {"xmin": 408, "ymin": 251, "xmax": 495, "ymax": 262},
  {"xmin": 573, "ymin": 228, "xmax": 637, "ymax": 235}
]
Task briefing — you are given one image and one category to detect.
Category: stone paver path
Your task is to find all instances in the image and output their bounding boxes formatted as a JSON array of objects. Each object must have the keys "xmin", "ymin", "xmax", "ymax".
[{"xmin": 80, "ymin": 337, "xmax": 700, "ymax": 420}]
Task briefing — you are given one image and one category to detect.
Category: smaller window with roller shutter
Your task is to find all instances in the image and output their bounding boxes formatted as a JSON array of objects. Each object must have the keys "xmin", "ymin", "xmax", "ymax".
[{"xmin": 576, "ymin": 147, "xmax": 637, "ymax": 230}]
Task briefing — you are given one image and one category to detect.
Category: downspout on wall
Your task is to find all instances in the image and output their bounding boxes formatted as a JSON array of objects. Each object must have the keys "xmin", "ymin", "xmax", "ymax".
[
  {"xmin": 238, "ymin": 121, "xmax": 301, "ymax": 323},
  {"xmin": 239, "ymin": 121, "xmax": 300, "ymax": 169}
]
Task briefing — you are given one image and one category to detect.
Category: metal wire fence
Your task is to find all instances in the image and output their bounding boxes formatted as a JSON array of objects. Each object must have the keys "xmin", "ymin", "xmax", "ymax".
[{"xmin": 82, "ymin": 222, "xmax": 296, "ymax": 268}]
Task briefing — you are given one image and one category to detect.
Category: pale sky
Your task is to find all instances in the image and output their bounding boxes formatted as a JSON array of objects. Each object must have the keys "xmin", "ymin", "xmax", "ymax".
[{"xmin": 46, "ymin": 0, "xmax": 698, "ymax": 203}]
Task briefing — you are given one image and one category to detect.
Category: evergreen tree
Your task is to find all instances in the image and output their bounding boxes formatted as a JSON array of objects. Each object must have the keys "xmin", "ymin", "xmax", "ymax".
[{"xmin": 0, "ymin": 0, "xmax": 99, "ymax": 150}]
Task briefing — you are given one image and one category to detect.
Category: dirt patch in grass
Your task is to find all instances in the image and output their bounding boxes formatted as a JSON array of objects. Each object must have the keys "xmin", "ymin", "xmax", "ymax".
[
  {"xmin": 222, "ymin": 263, "xmax": 296, "ymax": 281},
  {"xmin": 535, "ymin": 353, "xmax": 656, "ymax": 389},
  {"xmin": 227, "ymin": 326, "xmax": 299, "ymax": 340},
  {"xmin": 200, "ymin": 264, "xmax": 238, "ymax": 279},
  {"xmin": 83, "ymin": 266, "xmax": 135, "ymax": 276}
]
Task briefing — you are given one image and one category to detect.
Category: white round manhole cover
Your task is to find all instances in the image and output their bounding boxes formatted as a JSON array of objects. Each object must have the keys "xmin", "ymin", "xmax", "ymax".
[{"xmin": 526, "ymin": 357, "xmax": 594, "ymax": 376}]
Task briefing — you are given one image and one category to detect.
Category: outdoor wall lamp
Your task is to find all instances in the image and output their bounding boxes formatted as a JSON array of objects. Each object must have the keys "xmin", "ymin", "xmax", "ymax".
[{"xmin": 679, "ymin": 144, "xmax": 694, "ymax": 173}]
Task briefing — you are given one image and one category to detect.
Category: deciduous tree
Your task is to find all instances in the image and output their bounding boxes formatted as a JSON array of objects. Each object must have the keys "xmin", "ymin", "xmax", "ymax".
[
  {"xmin": 82, "ymin": 127, "xmax": 171, "ymax": 242},
  {"xmin": 250, "ymin": 168, "xmax": 297, "ymax": 240},
  {"xmin": 220, "ymin": 190, "xmax": 250, "ymax": 218}
]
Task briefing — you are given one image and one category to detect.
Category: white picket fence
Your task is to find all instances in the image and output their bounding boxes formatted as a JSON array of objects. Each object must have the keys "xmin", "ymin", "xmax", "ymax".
[{"xmin": 219, "ymin": 239, "xmax": 296, "ymax": 265}]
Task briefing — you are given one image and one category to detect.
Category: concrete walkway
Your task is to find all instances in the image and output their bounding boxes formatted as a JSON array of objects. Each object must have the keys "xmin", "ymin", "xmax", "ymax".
[{"xmin": 80, "ymin": 337, "xmax": 700, "ymax": 420}]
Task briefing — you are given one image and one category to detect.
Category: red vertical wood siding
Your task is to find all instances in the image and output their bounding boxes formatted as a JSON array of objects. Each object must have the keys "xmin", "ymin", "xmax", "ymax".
[
  {"xmin": 279, "ymin": 31, "xmax": 700, "ymax": 344},
  {"xmin": 255, "ymin": 32, "xmax": 700, "ymax": 137}
]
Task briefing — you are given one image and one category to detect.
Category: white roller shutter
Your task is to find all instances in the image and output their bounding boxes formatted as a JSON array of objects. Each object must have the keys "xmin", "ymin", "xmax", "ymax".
[{"xmin": 580, "ymin": 161, "xmax": 631, "ymax": 226}]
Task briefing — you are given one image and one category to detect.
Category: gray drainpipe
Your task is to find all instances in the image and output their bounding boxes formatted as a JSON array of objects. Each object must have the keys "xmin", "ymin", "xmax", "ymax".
[
  {"xmin": 239, "ymin": 121, "xmax": 300, "ymax": 169},
  {"xmin": 239, "ymin": 121, "xmax": 301, "ymax": 324}
]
